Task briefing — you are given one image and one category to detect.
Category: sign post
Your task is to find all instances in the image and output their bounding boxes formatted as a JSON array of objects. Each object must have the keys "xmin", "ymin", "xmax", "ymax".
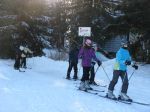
[
  {"xmin": 78, "ymin": 27, "xmax": 91, "ymax": 37},
  {"xmin": 78, "ymin": 27, "xmax": 91, "ymax": 45}
]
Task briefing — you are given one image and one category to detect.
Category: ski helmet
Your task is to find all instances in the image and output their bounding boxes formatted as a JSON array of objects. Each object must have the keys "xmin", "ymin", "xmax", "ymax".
[
  {"xmin": 121, "ymin": 38, "xmax": 128, "ymax": 47},
  {"xmin": 85, "ymin": 39, "xmax": 92, "ymax": 46}
]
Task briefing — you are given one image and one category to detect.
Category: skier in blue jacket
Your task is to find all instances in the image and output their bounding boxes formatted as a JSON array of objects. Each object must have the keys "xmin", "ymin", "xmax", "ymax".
[{"xmin": 106, "ymin": 39, "xmax": 138, "ymax": 102}]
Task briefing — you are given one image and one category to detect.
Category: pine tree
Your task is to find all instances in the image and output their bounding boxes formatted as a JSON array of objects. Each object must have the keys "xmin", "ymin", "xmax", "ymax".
[{"xmin": 117, "ymin": 0, "xmax": 150, "ymax": 62}]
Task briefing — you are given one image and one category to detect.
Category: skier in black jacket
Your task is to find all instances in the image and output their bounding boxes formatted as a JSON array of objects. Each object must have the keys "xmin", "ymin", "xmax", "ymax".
[
  {"xmin": 66, "ymin": 47, "xmax": 79, "ymax": 80},
  {"xmin": 14, "ymin": 47, "xmax": 21, "ymax": 70}
]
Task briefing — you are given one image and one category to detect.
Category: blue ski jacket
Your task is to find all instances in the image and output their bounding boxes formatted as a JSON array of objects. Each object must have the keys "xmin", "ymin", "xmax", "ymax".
[{"xmin": 114, "ymin": 47, "xmax": 131, "ymax": 71}]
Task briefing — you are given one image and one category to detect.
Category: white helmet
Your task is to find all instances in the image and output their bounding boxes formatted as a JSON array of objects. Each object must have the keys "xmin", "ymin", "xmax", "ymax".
[{"xmin": 19, "ymin": 46, "xmax": 24, "ymax": 50}]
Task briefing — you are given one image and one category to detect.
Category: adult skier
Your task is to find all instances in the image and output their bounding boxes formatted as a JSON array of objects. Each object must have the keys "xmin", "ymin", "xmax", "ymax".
[
  {"xmin": 106, "ymin": 39, "xmax": 138, "ymax": 102},
  {"xmin": 78, "ymin": 38, "xmax": 102, "ymax": 90},
  {"xmin": 66, "ymin": 46, "xmax": 79, "ymax": 80}
]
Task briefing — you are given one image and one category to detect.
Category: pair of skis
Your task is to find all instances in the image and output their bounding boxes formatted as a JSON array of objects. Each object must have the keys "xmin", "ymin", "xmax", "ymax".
[
  {"xmin": 65, "ymin": 77, "xmax": 150, "ymax": 106},
  {"xmin": 78, "ymin": 89, "xmax": 150, "ymax": 106}
]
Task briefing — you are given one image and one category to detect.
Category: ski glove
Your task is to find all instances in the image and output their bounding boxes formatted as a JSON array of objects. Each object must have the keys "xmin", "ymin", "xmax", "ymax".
[
  {"xmin": 91, "ymin": 62, "xmax": 96, "ymax": 66},
  {"xmin": 97, "ymin": 60, "xmax": 102, "ymax": 66},
  {"xmin": 132, "ymin": 65, "xmax": 138, "ymax": 70},
  {"xmin": 125, "ymin": 60, "xmax": 131, "ymax": 65}
]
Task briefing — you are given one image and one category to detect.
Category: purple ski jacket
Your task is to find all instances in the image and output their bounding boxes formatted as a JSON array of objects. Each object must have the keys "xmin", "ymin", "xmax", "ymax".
[{"xmin": 78, "ymin": 47, "xmax": 99, "ymax": 67}]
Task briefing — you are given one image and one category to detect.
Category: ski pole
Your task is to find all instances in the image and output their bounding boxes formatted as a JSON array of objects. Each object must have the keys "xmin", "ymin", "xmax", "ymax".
[
  {"xmin": 128, "ymin": 69, "xmax": 136, "ymax": 81},
  {"xmin": 101, "ymin": 65, "xmax": 111, "ymax": 82}
]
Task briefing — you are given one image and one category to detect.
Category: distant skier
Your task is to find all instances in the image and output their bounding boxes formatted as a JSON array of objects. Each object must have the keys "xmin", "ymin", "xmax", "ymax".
[
  {"xmin": 19, "ymin": 45, "xmax": 33, "ymax": 69},
  {"xmin": 66, "ymin": 46, "xmax": 79, "ymax": 80},
  {"xmin": 78, "ymin": 38, "xmax": 102, "ymax": 90},
  {"xmin": 106, "ymin": 39, "xmax": 138, "ymax": 102},
  {"xmin": 14, "ymin": 48, "xmax": 21, "ymax": 70}
]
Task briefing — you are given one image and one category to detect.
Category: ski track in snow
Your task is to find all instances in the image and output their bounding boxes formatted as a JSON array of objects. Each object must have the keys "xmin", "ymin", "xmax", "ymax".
[{"xmin": 0, "ymin": 57, "xmax": 150, "ymax": 112}]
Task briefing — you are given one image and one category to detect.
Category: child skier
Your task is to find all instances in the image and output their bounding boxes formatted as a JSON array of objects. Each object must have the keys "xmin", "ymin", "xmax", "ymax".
[{"xmin": 78, "ymin": 38, "xmax": 102, "ymax": 90}]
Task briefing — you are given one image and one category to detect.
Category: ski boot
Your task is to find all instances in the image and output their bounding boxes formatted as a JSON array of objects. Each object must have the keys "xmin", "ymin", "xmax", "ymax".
[
  {"xmin": 85, "ymin": 81, "xmax": 93, "ymax": 90},
  {"xmin": 79, "ymin": 81, "xmax": 87, "ymax": 91},
  {"xmin": 73, "ymin": 75, "xmax": 78, "ymax": 80},
  {"xmin": 89, "ymin": 81, "xmax": 99, "ymax": 86},
  {"xmin": 106, "ymin": 90, "xmax": 117, "ymax": 100},
  {"xmin": 118, "ymin": 93, "xmax": 132, "ymax": 102},
  {"xmin": 66, "ymin": 75, "xmax": 71, "ymax": 80}
]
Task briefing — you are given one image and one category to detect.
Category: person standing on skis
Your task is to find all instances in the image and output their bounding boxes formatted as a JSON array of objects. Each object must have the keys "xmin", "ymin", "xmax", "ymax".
[
  {"xmin": 106, "ymin": 39, "xmax": 138, "ymax": 102},
  {"xmin": 14, "ymin": 46, "xmax": 22, "ymax": 70},
  {"xmin": 78, "ymin": 38, "xmax": 102, "ymax": 90},
  {"xmin": 66, "ymin": 46, "xmax": 79, "ymax": 80}
]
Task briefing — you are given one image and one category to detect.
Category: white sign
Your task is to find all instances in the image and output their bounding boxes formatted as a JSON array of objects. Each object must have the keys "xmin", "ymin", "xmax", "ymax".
[{"xmin": 78, "ymin": 27, "xmax": 91, "ymax": 37}]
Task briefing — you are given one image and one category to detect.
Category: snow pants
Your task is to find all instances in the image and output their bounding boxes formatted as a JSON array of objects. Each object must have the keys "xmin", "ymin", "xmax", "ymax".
[
  {"xmin": 14, "ymin": 56, "xmax": 21, "ymax": 70},
  {"xmin": 108, "ymin": 70, "xmax": 129, "ymax": 93},
  {"xmin": 81, "ymin": 67, "xmax": 91, "ymax": 81},
  {"xmin": 21, "ymin": 57, "xmax": 26, "ymax": 68},
  {"xmin": 67, "ymin": 61, "xmax": 78, "ymax": 78}
]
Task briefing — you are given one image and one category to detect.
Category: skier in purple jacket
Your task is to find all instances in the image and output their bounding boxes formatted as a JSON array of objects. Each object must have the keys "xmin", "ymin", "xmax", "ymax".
[{"xmin": 78, "ymin": 38, "xmax": 102, "ymax": 90}]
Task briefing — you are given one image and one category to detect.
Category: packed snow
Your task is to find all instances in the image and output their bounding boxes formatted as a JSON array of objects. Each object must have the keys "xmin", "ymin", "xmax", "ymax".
[{"xmin": 0, "ymin": 56, "xmax": 150, "ymax": 112}]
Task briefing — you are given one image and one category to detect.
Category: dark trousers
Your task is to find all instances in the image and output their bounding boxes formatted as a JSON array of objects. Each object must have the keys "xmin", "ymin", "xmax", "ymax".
[
  {"xmin": 81, "ymin": 67, "xmax": 91, "ymax": 81},
  {"xmin": 21, "ymin": 57, "xmax": 26, "ymax": 68},
  {"xmin": 67, "ymin": 62, "xmax": 78, "ymax": 78},
  {"xmin": 108, "ymin": 70, "xmax": 129, "ymax": 93},
  {"xmin": 90, "ymin": 66, "xmax": 95, "ymax": 82},
  {"xmin": 14, "ymin": 57, "xmax": 21, "ymax": 69}
]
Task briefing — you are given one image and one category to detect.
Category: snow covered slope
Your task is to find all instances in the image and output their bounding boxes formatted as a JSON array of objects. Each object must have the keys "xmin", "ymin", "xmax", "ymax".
[{"xmin": 0, "ymin": 57, "xmax": 150, "ymax": 112}]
